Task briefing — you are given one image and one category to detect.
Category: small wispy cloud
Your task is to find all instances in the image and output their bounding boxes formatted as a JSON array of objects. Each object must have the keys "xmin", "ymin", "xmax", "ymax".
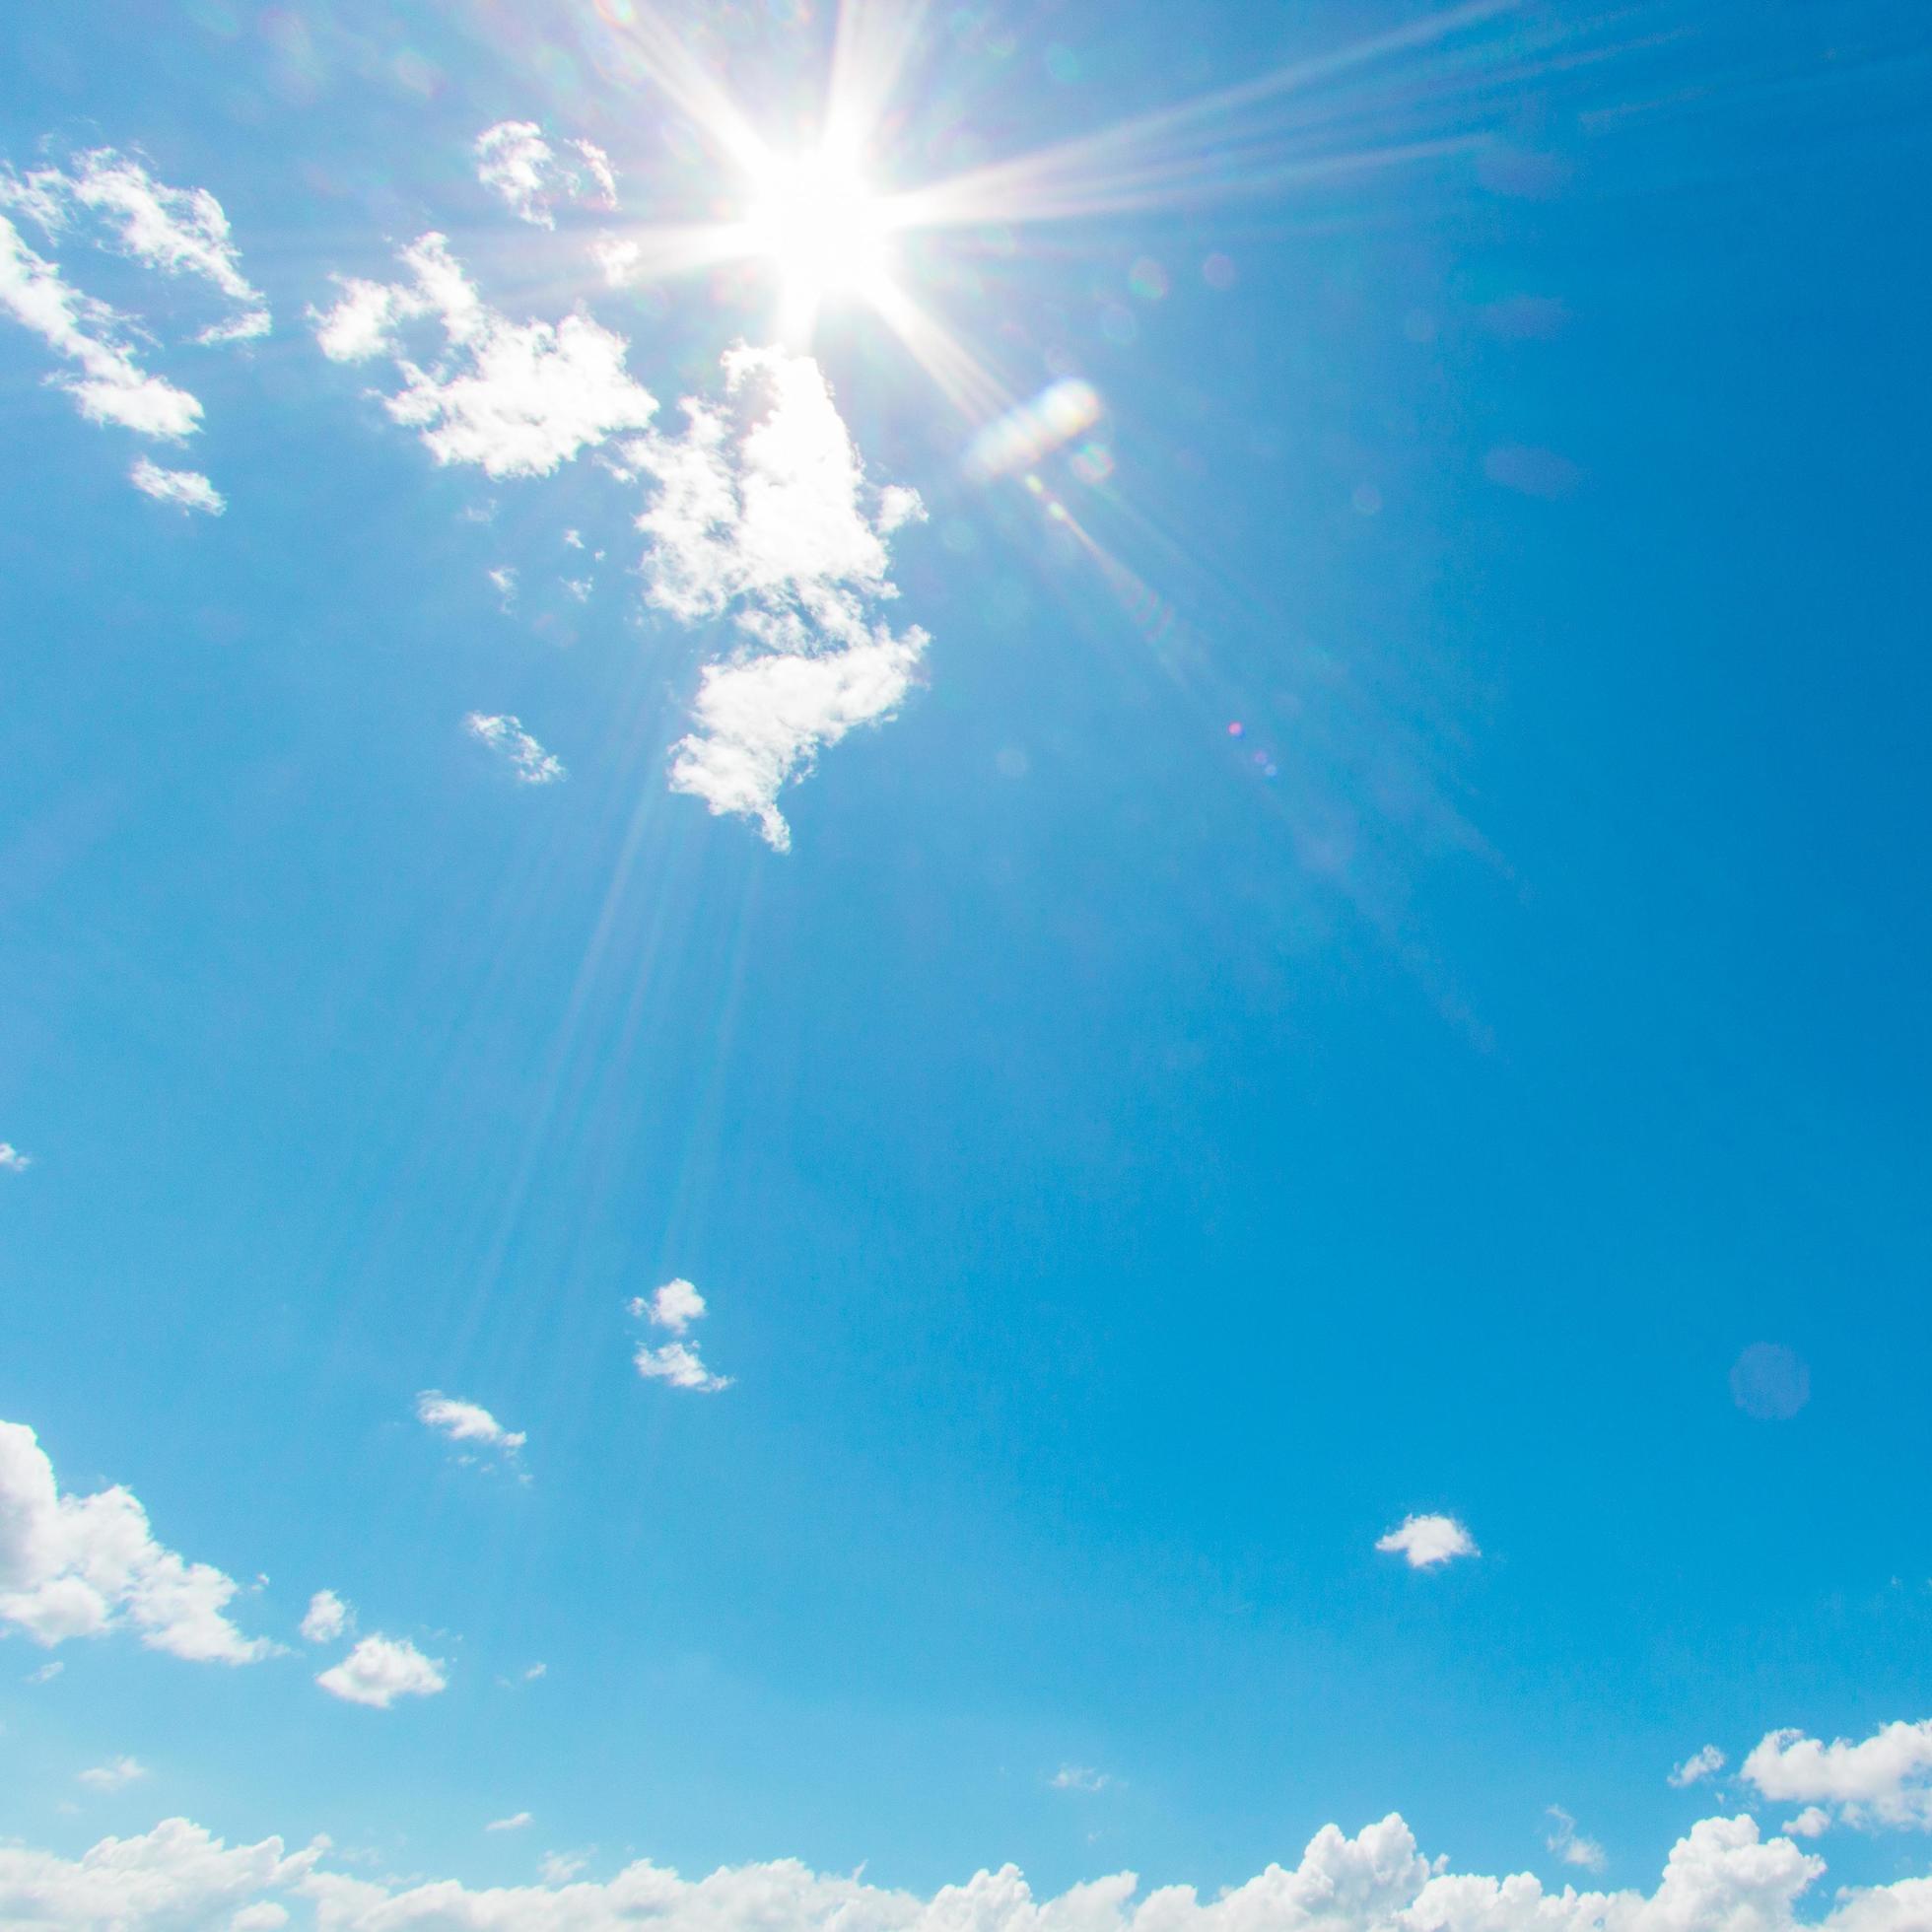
[
  {"xmin": 129, "ymin": 455, "xmax": 224, "ymax": 514},
  {"xmin": 465, "ymin": 713, "xmax": 565, "ymax": 786},
  {"xmin": 1050, "ymin": 1765, "xmax": 1111, "ymax": 1793},
  {"xmin": 1670, "ymin": 1745, "xmax": 1726, "ymax": 1789},
  {"xmin": 299, "ymin": 1590, "xmax": 351, "ymax": 1645},
  {"xmin": 0, "ymin": 1143, "xmax": 30, "ymax": 1173},
  {"xmin": 315, "ymin": 1633, "xmax": 447, "ymax": 1709},
  {"xmin": 1545, "ymin": 1806, "xmax": 1606, "ymax": 1872},
  {"xmin": 1375, "ymin": 1513, "xmax": 1479, "ymax": 1570},
  {"xmin": 78, "ymin": 1756, "xmax": 148, "ymax": 1792},
  {"xmin": 540, "ymin": 1849, "xmax": 591, "ymax": 1885},
  {"xmin": 629, "ymin": 1281, "xmax": 730, "ymax": 1393},
  {"xmin": 487, "ymin": 1812, "xmax": 533, "ymax": 1833},
  {"xmin": 474, "ymin": 121, "xmax": 617, "ymax": 228},
  {"xmin": 415, "ymin": 1391, "xmax": 526, "ymax": 1458},
  {"xmin": 25, "ymin": 1659, "xmax": 62, "ymax": 1684}
]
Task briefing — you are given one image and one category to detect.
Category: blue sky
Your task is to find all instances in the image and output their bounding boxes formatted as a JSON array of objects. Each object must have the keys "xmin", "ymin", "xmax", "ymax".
[{"xmin": 4, "ymin": 0, "xmax": 1932, "ymax": 1925}]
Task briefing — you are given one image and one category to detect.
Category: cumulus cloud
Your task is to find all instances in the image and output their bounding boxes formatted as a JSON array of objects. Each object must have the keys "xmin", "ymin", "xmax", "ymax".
[
  {"xmin": 465, "ymin": 712, "xmax": 566, "ymax": 786},
  {"xmin": 298, "ymin": 1589, "xmax": 350, "ymax": 1645},
  {"xmin": 1672, "ymin": 1745, "xmax": 1727, "ymax": 1788},
  {"xmin": 1784, "ymin": 1806, "xmax": 1832, "ymax": 1839},
  {"xmin": 15, "ymin": 1808, "xmax": 1932, "ymax": 1932},
  {"xmin": 487, "ymin": 1812, "xmax": 533, "ymax": 1832},
  {"xmin": 1543, "ymin": 1806, "xmax": 1606, "ymax": 1873},
  {"xmin": 628, "ymin": 1282, "xmax": 730, "ymax": 1392},
  {"xmin": 0, "ymin": 211, "xmax": 203, "ymax": 438},
  {"xmin": 415, "ymin": 1390, "xmax": 527, "ymax": 1456},
  {"xmin": 1743, "ymin": 1720, "xmax": 1932, "ymax": 1832},
  {"xmin": 311, "ymin": 233, "xmax": 657, "ymax": 477},
  {"xmin": 0, "ymin": 1142, "xmax": 29, "ymax": 1172},
  {"xmin": 77, "ymin": 1757, "xmax": 148, "ymax": 1792},
  {"xmin": 474, "ymin": 120, "xmax": 618, "ymax": 227},
  {"xmin": 633, "ymin": 1278, "xmax": 706, "ymax": 1336},
  {"xmin": 0, "ymin": 1418, "xmax": 277, "ymax": 1664},
  {"xmin": 1375, "ymin": 1513, "xmax": 1479, "ymax": 1570},
  {"xmin": 128, "ymin": 456, "xmax": 224, "ymax": 515},
  {"xmin": 637, "ymin": 345, "xmax": 928, "ymax": 851},
  {"xmin": 314, "ymin": 1633, "xmax": 447, "ymax": 1709}
]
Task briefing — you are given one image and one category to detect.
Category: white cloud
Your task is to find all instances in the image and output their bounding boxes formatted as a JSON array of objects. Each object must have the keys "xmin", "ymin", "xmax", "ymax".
[
  {"xmin": 466, "ymin": 712, "xmax": 566, "ymax": 786},
  {"xmin": 1375, "ymin": 1513, "xmax": 1479, "ymax": 1570},
  {"xmin": 540, "ymin": 1850, "xmax": 592, "ymax": 1884},
  {"xmin": 634, "ymin": 1277, "xmax": 707, "ymax": 1336},
  {"xmin": 1784, "ymin": 1807, "xmax": 1832, "ymax": 1839},
  {"xmin": 26, "ymin": 1659, "xmax": 62, "ymax": 1683},
  {"xmin": 1050, "ymin": 1765, "xmax": 1111, "ymax": 1793},
  {"xmin": 0, "ymin": 1418, "xmax": 277, "ymax": 1664},
  {"xmin": 0, "ymin": 212, "xmax": 203, "ymax": 438},
  {"xmin": 1543, "ymin": 1806, "xmax": 1606, "ymax": 1873},
  {"xmin": 311, "ymin": 233, "xmax": 657, "ymax": 477},
  {"xmin": 1743, "ymin": 1720, "xmax": 1932, "ymax": 1832},
  {"xmin": 77, "ymin": 1757, "xmax": 148, "ymax": 1792},
  {"xmin": 315, "ymin": 1633, "xmax": 447, "ymax": 1709},
  {"xmin": 415, "ymin": 1390, "xmax": 527, "ymax": 1454},
  {"xmin": 0, "ymin": 1142, "xmax": 29, "ymax": 1172},
  {"xmin": 487, "ymin": 1812, "xmax": 533, "ymax": 1833},
  {"xmin": 232, "ymin": 1905, "xmax": 290, "ymax": 1931},
  {"xmin": 474, "ymin": 121, "xmax": 618, "ymax": 228},
  {"xmin": 299, "ymin": 1589, "xmax": 350, "ymax": 1645},
  {"xmin": 19, "ymin": 1807, "xmax": 1932, "ymax": 1932},
  {"xmin": 0, "ymin": 1819, "xmax": 320, "ymax": 1928},
  {"xmin": 129, "ymin": 456, "xmax": 224, "ymax": 515},
  {"xmin": 634, "ymin": 1342, "xmax": 732, "ymax": 1394},
  {"xmin": 524, "ymin": 1661, "xmax": 547, "ymax": 1681},
  {"xmin": 1672, "ymin": 1745, "xmax": 1727, "ymax": 1788},
  {"xmin": 638, "ymin": 345, "xmax": 928, "ymax": 851}
]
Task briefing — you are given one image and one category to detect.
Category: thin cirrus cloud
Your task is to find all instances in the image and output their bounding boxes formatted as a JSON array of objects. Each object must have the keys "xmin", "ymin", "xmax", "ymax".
[
  {"xmin": 310, "ymin": 233, "xmax": 659, "ymax": 478},
  {"xmin": 1374, "ymin": 1513, "xmax": 1479, "ymax": 1570},
  {"xmin": 1544, "ymin": 1805, "xmax": 1607, "ymax": 1873},
  {"xmin": 129, "ymin": 455, "xmax": 224, "ymax": 515},
  {"xmin": 77, "ymin": 1756, "xmax": 148, "ymax": 1792},
  {"xmin": 0, "ymin": 1418, "xmax": 277, "ymax": 1664},
  {"xmin": 486, "ymin": 1812, "xmax": 533, "ymax": 1833},
  {"xmin": 638, "ymin": 345, "xmax": 929, "ymax": 852},
  {"xmin": 314, "ymin": 1632, "xmax": 447, "ymax": 1709},
  {"xmin": 630, "ymin": 1280, "xmax": 731, "ymax": 1393},
  {"xmin": 15, "ymin": 1807, "xmax": 1932, "ymax": 1929},
  {"xmin": 1742, "ymin": 1718, "xmax": 1932, "ymax": 1833},
  {"xmin": 473, "ymin": 120, "xmax": 617, "ymax": 228},
  {"xmin": 465, "ymin": 712, "xmax": 565, "ymax": 786},
  {"xmin": 1671, "ymin": 1745, "xmax": 1726, "ymax": 1788},
  {"xmin": 299, "ymin": 1589, "xmax": 351, "ymax": 1645}
]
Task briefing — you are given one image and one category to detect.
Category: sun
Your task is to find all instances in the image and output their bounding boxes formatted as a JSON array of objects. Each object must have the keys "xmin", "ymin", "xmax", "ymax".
[{"xmin": 743, "ymin": 146, "xmax": 894, "ymax": 311}]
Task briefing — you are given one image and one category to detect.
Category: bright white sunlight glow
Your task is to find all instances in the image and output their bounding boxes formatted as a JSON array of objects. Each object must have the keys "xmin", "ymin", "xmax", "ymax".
[{"xmin": 745, "ymin": 147, "xmax": 893, "ymax": 306}]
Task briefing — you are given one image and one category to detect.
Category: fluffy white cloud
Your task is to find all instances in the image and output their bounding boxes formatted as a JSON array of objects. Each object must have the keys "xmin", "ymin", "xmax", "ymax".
[
  {"xmin": 465, "ymin": 712, "xmax": 566, "ymax": 786},
  {"xmin": 634, "ymin": 1342, "xmax": 732, "ymax": 1394},
  {"xmin": 0, "ymin": 212, "xmax": 202, "ymax": 438},
  {"xmin": 1375, "ymin": 1513, "xmax": 1479, "ymax": 1570},
  {"xmin": 633, "ymin": 1278, "xmax": 706, "ymax": 1336},
  {"xmin": 78, "ymin": 1757, "xmax": 148, "ymax": 1792},
  {"xmin": 1743, "ymin": 1720, "xmax": 1932, "ymax": 1832},
  {"xmin": 415, "ymin": 1390, "xmax": 527, "ymax": 1454},
  {"xmin": 0, "ymin": 1419, "xmax": 276, "ymax": 1665},
  {"xmin": 638, "ymin": 345, "xmax": 928, "ymax": 851},
  {"xmin": 486, "ymin": 1813, "xmax": 532, "ymax": 1833},
  {"xmin": 1784, "ymin": 1807, "xmax": 1832, "ymax": 1839},
  {"xmin": 0, "ymin": 1142, "xmax": 29, "ymax": 1172},
  {"xmin": 128, "ymin": 456, "xmax": 224, "ymax": 515},
  {"xmin": 17, "ymin": 1808, "xmax": 1932, "ymax": 1932},
  {"xmin": 1543, "ymin": 1806, "xmax": 1606, "ymax": 1873},
  {"xmin": 299, "ymin": 1589, "xmax": 350, "ymax": 1644},
  {"xmin": 311, "ymin": 234, "xmax": 657, "ymax": 477},
  {"xmin": 314, "ymin": 1633, "xmax": 447, "ymax": 1709},
  {"xmin": 0, "ymin": 1819, "xmax": 319, "ymax": 1929},
  {"xmin": 1672, "ymin": 1745, "xmax": 1727, "ymax": 1788},
  {"xmin": 474, "ymin": 121, "xmax": 617, "ymax": 227}
]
